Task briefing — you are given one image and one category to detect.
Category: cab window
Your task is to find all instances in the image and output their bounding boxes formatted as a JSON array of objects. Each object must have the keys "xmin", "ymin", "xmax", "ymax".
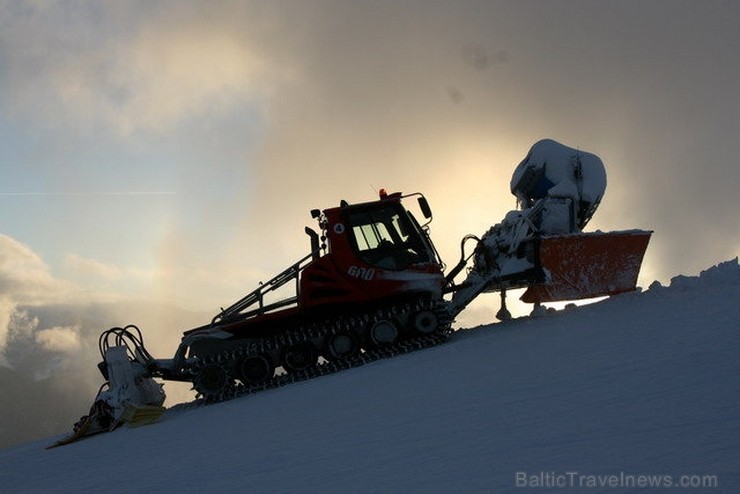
[{"xmin": 346, "ymin": 206, "xmax": 430, "ymax": 270}]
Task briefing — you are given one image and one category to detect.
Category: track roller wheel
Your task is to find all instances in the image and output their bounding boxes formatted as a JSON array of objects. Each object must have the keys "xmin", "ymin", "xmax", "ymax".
[
  {"xmin": 238, "ymin": 354, "xmax": 274, "ymax": 384},
  {"xmin": 367, "ymin": 319, "xmax": 399, "ymax": 347},
  {"xmin": 194, "ymin": 362, "xmax": 231, "ymax": 400},
  {"xmin": 411, "ymin": 310, "xmax": 438, "ymax": 335},
  {"xmin": 324, "ymin": 331, "xmax": 361, "ymax": 361},
  {"xmin": 281, "ymin": 342, "xmax": 318, "ymax": 373}
]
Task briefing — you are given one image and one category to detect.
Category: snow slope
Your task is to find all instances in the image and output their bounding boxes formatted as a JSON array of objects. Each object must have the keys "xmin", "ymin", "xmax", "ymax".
[{"xmin": 1, "ymin": 259, "xmax": 738, "ymax": 493}]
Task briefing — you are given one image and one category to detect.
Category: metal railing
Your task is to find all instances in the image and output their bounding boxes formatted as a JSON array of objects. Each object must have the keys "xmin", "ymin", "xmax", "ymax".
[{"xmin": 211, "ymin": 251, "xmax": 317, "ymax": 325}]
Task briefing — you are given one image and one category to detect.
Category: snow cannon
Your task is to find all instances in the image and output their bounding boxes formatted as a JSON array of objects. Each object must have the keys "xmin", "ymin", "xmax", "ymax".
[
  {"xmin": 511, "ymin": 138, "xmax": 606, "ymax": 231},
  {"xmin": 447, "ymin": 139, "xmax": 652, "ymax": 319}
]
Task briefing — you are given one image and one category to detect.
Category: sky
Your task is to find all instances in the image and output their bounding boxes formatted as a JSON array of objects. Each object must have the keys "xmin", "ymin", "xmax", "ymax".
[{"xmin": 1, "ymin": 0, "xmax": 739, "ymax": 446}]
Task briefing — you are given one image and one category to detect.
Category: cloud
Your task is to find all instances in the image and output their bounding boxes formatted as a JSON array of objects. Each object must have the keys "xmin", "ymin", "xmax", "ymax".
[
  {"xmin": 101, "ymin": 16, "xmax": 272, "ymax": 134},
  {"xmin": 3, "ymin": 1, "xmax": 738, "ymax": 302},
  {"xmin": 240, "ymin": 1, "xmax": 740, "ymax": 288},
  {"xmin": 0, "ymin": 299, "xmax": 14, "ymax": 366},
  {"xmin": 0, "ymin": 234, "xmax": 177, "ymax": 364},
  {"xmin": 0, "ymin": 0, "xmax": 273, "ymax": 135},
  {"xmin": 0, "ymin": 232, "xmax": 208, "ymax": 447},
  {"xmin": 0, "ymin": 235, "xmax": 80, "ymax": 357},
  {"xmin": 64, "ymin": 253, "xmax": 122, "ymax": 281},
  {"xmin": 0, "ymin": 234, "xmax": 63, "ymax": 301},
  {"xmin": 35, "ymin": 326, "xmax": 81, "ymax": 353}
]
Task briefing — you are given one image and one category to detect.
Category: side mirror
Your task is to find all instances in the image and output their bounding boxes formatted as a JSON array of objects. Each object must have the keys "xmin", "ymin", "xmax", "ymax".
[
  {"xmin": 310, "ymin": 209, "xmax": 321, "ymax": 219},
  {"xmin": 418, "ymin": 196, "xmax": 432, "ymax": 220}
]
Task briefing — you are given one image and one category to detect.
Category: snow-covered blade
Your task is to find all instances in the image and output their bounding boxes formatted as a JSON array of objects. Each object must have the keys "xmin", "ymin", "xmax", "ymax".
[{"xmin": 521, "ymin": 230, "xmax": 652, "ymax": 303}]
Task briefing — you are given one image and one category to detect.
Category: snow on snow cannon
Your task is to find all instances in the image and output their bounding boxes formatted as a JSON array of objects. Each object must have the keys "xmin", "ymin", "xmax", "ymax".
[
  {"xmin": 53, "ymin": 138, "xmax": 651, "ymax": 447},
  {"xmin": 447, "ymin": 139, "xmax": 652, "ymax": 319}
]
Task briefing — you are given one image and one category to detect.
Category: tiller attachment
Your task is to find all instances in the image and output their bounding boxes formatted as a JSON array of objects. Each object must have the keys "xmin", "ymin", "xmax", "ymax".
[{"xmin": 49, "ymin": 326, "xmax": 165, "ymax": 448}]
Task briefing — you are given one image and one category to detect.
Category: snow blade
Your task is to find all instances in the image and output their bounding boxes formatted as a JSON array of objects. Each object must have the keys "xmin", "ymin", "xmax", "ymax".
[{"xmin": 521, "ymin": 230, "xmax": 652, "ymax": 303}]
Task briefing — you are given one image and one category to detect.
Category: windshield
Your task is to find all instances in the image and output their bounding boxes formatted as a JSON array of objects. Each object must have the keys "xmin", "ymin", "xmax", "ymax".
[{"xmin": 346, "ymin": 205, "xmax": 432, "ymax": 270}]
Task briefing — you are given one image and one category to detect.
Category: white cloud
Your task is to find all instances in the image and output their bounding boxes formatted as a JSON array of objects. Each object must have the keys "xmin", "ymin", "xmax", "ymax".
[
  {"xmin": 34, "ymin": 326, "xmax": 82, "ymax": 353},
  {"xmin": 0, "ymin": 236, "xmax": 71, "ymax": 355},
  {"xmin": 105, "ymin": 23, "xmax": 271, "ymax": 134},
  {"xmin": 0, "ymin": 1, "xmax": 274, "ymax": 135},
  {"xmin": 0, "ymin": 235, "xmax": 84, "ymax": 305},
  {"xmin": 1, "ymin": 308, "xmax": 38, "ymax": 368},
  {"xmin": 0, "ymin": 299, "xmax": 15, "ymax": 367},
  {"xmin": 0, "ymin": 235, "xmax": 92, "ymax": 357},
  {"xmin": 64, "ymin": 254, "xmax": 122, "ymax": 281},
  {"xmin": 0, "ymin": 235, "xmax": 58, "ymax": 297}
]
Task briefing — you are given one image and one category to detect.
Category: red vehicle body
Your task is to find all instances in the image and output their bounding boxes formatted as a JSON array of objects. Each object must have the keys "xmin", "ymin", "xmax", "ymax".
[
  {"xmin": 300, "ymin": 192, "xmax": 445, "ymax": 309},
  {"xmin": 175, "ymin": 191, "xmax": 449, "ymax": 392}
]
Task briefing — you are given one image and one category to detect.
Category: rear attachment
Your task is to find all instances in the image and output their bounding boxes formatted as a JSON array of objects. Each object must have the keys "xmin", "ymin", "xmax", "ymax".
[{"xmin": 48, "ymin": 326, "xmax": 166, "ymax": 449}]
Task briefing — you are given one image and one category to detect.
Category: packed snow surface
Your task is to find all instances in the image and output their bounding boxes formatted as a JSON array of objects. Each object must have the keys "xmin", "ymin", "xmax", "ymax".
[{"xmin": 1, "ymin": 259, "xmax": 738, "ymax": 493}]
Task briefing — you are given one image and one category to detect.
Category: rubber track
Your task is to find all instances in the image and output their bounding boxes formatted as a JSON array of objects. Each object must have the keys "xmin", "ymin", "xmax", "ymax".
[
  {"xmin": 219, "ymin": 331, "xmax": 449, "ymax": 403},
  {"xmin": 185, "ymin": 301, "xmax": 452, "ymax": 406}
]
